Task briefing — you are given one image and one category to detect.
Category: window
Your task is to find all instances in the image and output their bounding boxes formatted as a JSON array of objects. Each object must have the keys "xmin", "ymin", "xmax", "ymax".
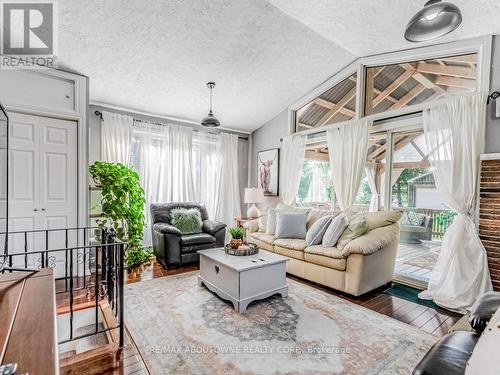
[
  {"xmin": 364, "ymin": 53, "xmax": 477, "ymax": 116},
  {"xmin": 295, "ymin": 73, "xmax": 357, "ymax": 133}
]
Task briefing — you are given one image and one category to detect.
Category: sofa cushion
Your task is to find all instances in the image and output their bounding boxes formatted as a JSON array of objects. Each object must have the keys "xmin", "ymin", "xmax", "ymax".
[
  {"xmin": 305, "ymin": 245, "xmax": 344, "ymax": 259},
  {"xmin": 306, "ymin": 209, "xmax": 339, "ymax": 228},
  {"xmin": 342, "ymin": 223, "xmax": 400, "ymax": 257},
  {"xmin": 170, "ymin": 208, "xmax": 203, "ymax": 234},
  {"xmin": 180, "ymin": 233, "xmax": 216, "ymax": 246},
  {"xmin": 250, "ymin": 232, "xmax": 275, "ymax": 246},
  {"xmin": 274, "ymin": 245, "xmax": 305, "ymax": 260},
  {"xmin": 305, "ymin": 215, "xmax": 333, "ymax": 246},
  {"xmin": 336, "ymin": 213, "xmax": 369, "ymax": 251},
  {"xmin": 322, "ymin": 214, "xmax": 348, "ymax": 247},
  {"xmin": 413, "ymin": 331, "xmax": 479, "ymax": 375},
  {"xmin": 275, "ymin": 212, "xmax": 307, "ymax": 239},
  {"xmin": 304, "ymin": 253, "xmax": 346, "ymax": 271},
  {"xmin": 274, "ymin": 238, "xmax": 306, "ymax": 251},
  {"xmin": 365, "ymin": 210, "xmax": 402, "ymax": 230}
]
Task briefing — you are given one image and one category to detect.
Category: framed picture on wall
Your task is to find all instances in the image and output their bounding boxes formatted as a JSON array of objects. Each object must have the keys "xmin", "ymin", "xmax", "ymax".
[{"xmin": 257, "ymin": 148, "xmax": 279, "ymax": 196}]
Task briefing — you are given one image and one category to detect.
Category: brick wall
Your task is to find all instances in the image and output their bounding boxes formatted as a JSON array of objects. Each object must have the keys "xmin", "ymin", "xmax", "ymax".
[{"xmin": 479, "ymin": 159, "xmax": 500, "ymax": 291}]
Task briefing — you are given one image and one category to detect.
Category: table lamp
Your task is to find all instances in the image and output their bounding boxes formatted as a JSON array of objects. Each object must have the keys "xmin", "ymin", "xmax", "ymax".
[{"xmin": 244, "ymin": 188, "xmax": 264, "ymax": 218}]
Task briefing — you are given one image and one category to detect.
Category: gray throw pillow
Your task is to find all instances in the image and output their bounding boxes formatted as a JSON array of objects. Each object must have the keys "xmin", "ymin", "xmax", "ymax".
[
  {"xmin": 305, "ymin": 215, "xmax": 333, "ymax": 246},
  {"xmin": 275, "ymin": 212, "xmax": 307, "ymax": 239},
  {"xmin": 266, "ymin": 208, "xmax": 277, "ymax": 235},
  {"xmin": 322, "ymin": 214, "xmax": 349, "ymax": 248}
]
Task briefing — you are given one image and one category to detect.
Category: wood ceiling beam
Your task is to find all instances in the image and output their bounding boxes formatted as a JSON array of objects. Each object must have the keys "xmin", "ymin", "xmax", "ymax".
[
  {"xmin": 402, "ymin": 63, "xmax": 444, "ymax": 93},
  {"xmin": 390, "ymin": 84, "xmax": 426, "ymax": 110},
  {"xmin": 435, "ymin": 76, "xmax": 476, "ymax": 90},
  {"xmin": 439, "ymin": 54, "xmax": 476, "ymax": 65},
  {"xmin": 314, "ymin": 98, "xmax": 355, "ymax": 117},
  {"xmin": 373, "ymin": 68, "xmax": 415, "ymax": 107},
  {"xmin": 305, "ymin": 149, "xmax": 329, "ymax": 162},
  {"xmin": 416, "ymin": 63, "xmax": 476, "ymax": 79},
  {"xmin": 317, "ymin": 86, "xmax": 357, "ymax": 127}
]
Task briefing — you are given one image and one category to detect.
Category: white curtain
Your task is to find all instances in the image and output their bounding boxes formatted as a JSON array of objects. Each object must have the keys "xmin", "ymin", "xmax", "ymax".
[
  {"xmin": 365, "ymin": 164, "xmax": 379, "ymax": 212},
  {"xmin": 327, "ymin": 119, "xmax": 371, "ymax": 211},
  {"xmin": 193, "ymin": 132, "xmax": 220, "ymax": 219},
  {"xmin": 281, "ymin": 134, "xmax": 306, "ymax": 205},
  {"xmin": 101, "ymin": 111, "xmax": 133, "ymax": 164},
  {"xmin": 159, "ymin": 125, "xmax": 196, "ymax": 202},
  {"xmin": 419, "ymin": 94, "xmax": 492, "ymax": 311},
  {"xmin": 214, "ymin": 133, "xmax": 241, "ymax": 226}
]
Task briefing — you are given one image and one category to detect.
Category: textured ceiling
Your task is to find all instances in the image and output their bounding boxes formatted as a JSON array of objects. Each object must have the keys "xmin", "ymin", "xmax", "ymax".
[
  {"xmin": 58, "ymin": 0, "xmax": 500, "ymax": 132},
  {"xmin": 59, "ymin": 0, "xmax": 355, "ymax": 132},
  {"xmin": 266, "ymin": 0, "xmax": 500, "ymax": 56}
]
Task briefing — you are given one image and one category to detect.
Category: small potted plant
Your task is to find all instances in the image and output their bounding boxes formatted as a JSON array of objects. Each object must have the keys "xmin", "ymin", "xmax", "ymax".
[{"xmin": 228, "ymin": 227, "xmax": 244, "ymax": 249}]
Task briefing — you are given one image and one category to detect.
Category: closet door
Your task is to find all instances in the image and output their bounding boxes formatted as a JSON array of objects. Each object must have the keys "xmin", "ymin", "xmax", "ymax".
[{"xmin": 8, "ymin": 112, "xmax": 77, "ymax": 277}]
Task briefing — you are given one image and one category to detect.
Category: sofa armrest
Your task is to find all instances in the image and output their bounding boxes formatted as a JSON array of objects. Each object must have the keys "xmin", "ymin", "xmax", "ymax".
[
  {"xmin": 469, "ymin": 291, "xmax": 500, "ymax": 333},
  {"xmin": 243, "ymin": 219, "xmax": 259, "ymax": 233},
  {"xmin": 202, "ymin": 220, "xmax": 226, "ymax": 235},
  {"xmin": 342, "ymin": 223, "xmax": 400, "ymax": 257},
  {"xmin": 153, "ymin": 223, "xmax": 182, "ymax": 236}
]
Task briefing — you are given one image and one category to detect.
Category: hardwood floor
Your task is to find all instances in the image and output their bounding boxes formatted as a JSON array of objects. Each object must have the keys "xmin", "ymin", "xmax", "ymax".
[{"xmin": 59, "ymin": 259, "xmax": 462, "ymax": 374}]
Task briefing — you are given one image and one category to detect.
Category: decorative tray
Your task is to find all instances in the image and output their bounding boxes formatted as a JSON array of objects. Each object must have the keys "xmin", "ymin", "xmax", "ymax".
[{"xmin": 224, "ymin": 242, "xmax": 259, "ymax": 256}]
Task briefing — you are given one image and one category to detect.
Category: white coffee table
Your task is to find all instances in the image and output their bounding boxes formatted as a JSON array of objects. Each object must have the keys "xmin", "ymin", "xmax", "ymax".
[{"xmin": 197, "ymin": 248, "xmax": 288, "ymax": 313}]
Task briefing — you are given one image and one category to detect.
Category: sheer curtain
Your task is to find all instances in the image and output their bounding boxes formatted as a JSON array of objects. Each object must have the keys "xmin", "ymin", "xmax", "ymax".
[
  {"xmin": 159, "ymin": 125, "xmax": 195, "ymax": 202},
  {"xmin": 419, "ymin": 94, "xmax": 492, "ymax": 311},
  {"xmin": 214, "ymin": 133, "xmax": 241, "ymax": 226},
  {"xmin": 326, "ymin": 119, "xmax": 371, "ymax": 211},
  {"xmin": 281, "ymin": 134, "xmax": 306, "ymax": 205},
  {"xmin": 101, "ymin": 111, "xmax": 133, "ymax": 164},
  {"xmin": 365, "ymin": 163, "xmax": 379, "ymax": 212}
]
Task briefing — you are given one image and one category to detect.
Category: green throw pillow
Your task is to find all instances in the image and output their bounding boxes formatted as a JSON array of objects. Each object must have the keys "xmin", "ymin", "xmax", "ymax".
[
  {"xmin": 336, "ymin": 213, "xmax": 369, "ymax": 251},
  {"xmin": 170, "ymin": 208, "xmax": 202, "ymax": 234}
]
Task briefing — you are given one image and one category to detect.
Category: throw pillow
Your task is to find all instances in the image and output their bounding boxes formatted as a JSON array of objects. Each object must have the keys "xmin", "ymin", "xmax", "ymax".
[
  {"xmin": 322, "ymin": 214, "xmax": 349, "ymax": 248},
  {"xmin": 257, "ymin": 208, "xmax": 267, "ymax": 232},
  {"xmin": 306, "ymin": 215, "xmax": 333, "ymax": 246},
  {"xmin": 407, "ymin": 211, "xmax": 426, "ymax": 226},
  {"xmin": 266, "ymin": 208, "xmax": 277, "ymax": 235},
  {"xmin": 275, "ymin": 212, "xmax": 307, "ymax": 239},
  {"xmin": 336, "ymin": 213, "xmax": 369, "ymax": 251},
  {"xmin": 170, "ymin": 208, "xmax": 202, "ymax": 234},
  {"xmin": 365, "ymin": 210, "xmax": 403, "ymax": 230}
]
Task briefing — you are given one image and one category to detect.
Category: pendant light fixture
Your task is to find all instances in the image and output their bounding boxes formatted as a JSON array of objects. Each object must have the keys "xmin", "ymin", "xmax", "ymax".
[
  {"xmin": 201, "ymin": 81, "xmax": 220, "ymax": 127},
  {"xmin": 405, "ymin": 0, "xmax": 462, "ymax": 42}
]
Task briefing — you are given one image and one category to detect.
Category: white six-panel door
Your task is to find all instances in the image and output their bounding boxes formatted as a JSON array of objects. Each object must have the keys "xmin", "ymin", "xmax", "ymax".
[{"xmin": 9, "ymin": 112, "xmax": 77, "ymax": 277}]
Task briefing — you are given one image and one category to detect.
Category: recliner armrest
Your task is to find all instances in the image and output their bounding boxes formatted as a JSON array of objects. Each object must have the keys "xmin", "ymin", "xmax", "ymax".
[
  {"xmin": 202, "ymin": 220, "xmax": 226, "ymax": 235},
  {"xmin": 153, "ymin": 223, "xmax": 182, "ymax": 236},
  {"xmin": 469, "ymin": 291, "xmax": 500, "ymax": 333}
]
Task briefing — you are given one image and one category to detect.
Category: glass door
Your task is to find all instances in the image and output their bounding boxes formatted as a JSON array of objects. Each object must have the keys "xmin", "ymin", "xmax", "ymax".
[{"xmin": 388, "ymin": 128, "xmax": 454, "ymax": 287}]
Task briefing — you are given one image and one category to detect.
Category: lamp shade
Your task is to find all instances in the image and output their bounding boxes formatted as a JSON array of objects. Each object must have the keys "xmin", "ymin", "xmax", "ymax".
[
  {"xmin": 405, "ymin": 0, "xmax": 462, "ymax": 42},
  {"xmin": 244, "ymin": 188, "xmax": 264, "ymax": 204}
]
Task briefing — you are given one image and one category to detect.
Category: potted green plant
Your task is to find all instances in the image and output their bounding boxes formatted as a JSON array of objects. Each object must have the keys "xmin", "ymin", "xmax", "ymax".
[
  {"xmin": 228, "ymin": 227, "xmax": 244, "ymax": 249},
  {"xmin": 89, "ymin": 161, "xmax": 151, "ymax": 269}
]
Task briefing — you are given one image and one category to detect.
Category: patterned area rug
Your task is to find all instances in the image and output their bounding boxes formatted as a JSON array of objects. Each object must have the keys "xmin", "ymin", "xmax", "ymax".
[
  {"xmin": 125, "ymin": 273, "xmax": 436, "ymax": 375},
  {"xmin": 405, "ymin": 249, "xmax": 440, "ymax": 270}
]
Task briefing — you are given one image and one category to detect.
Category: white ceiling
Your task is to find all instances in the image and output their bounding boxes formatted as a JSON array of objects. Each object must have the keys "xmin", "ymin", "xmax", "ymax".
[{"xmin": 58, "ymin": 0, "xmax": 500, "ymax": 132}]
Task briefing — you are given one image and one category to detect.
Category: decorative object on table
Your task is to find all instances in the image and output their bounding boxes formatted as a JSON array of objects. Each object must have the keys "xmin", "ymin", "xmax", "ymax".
[
  {"xmin": 201, "ymin": 81, "xmax": 220, "ymax": 127},
  {"xmin": 244, "ymin": 188, "xmax": 264, "ymax": 218},
  {"xmin": 224, "ymin": 242, "xmax": 259, "ymax": 256},
  {"xmin": 405, "ymin": 0, "xmax": 462, "ymax": 42},
  {"xmin": 257, "ymin": 148, "xmax": 279, "ymax": 196},
  {"xmin": 228, "ymin": 227, "xmax": 244, "ymax": 249},
  {"xmin": 89, "ymin": 161, "xmax": 150, "ymax": 268}
]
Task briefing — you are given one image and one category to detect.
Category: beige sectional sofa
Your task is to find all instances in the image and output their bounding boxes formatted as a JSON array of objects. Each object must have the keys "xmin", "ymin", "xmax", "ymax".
[{"xmin": 244, "ymin": 205, "xmax": 402, "ymax": 296}]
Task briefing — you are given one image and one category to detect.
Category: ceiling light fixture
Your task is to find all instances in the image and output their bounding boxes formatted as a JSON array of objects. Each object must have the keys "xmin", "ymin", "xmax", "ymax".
[
  {"xmin": 201, "ymin": 81, "xmax": 220, "ymax": 127},
  {"xmin": 405, "ymin": 0, "xmax": 462, "ymax": 42}
]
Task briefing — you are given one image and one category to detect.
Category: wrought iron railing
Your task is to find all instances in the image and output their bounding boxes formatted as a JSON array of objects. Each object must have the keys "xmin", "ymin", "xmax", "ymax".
[{"xmin": 0, "ymin": 227, "xmax": 126, "ymax": 348}]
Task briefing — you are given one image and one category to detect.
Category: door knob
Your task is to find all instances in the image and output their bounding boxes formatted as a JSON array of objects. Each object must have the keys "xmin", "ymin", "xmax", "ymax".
[
  {"xmin": 33, "ymin": 208, "xmax": 38, "ymax": 211},
  {"xmin": 41, "ymin": 208, "xmax": 46, "ymax": 211}
]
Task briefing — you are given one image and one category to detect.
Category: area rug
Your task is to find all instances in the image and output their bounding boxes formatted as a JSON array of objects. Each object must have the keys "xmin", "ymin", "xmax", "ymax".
[
  {"xmin": 405, "ymin": 249, "xmax": 440, "ymax": 270},
  {"xmin": 125, "ymin": 273, "xmax": 436, "ymax": 375}
]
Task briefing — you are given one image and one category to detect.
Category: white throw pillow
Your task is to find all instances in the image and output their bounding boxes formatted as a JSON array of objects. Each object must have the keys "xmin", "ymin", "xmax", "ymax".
[
  {"xmin": 257, "ymin": 208, "xmax": 267, "ymax": 232},
  {"xmin": 266, "ymin": 208, "xmax": 277, "ymax": 235},
  {"xmin": 465, "ymin": 306, "xmax": 500, "ymax": 374},
  {"xmin": 322, "ymin": 214, "xmax": 349, "ymax": 248}
]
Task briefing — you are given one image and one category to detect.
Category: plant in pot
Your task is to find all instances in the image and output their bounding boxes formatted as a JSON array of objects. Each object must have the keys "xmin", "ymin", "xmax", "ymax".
[
  {"xmin": 89, "ymin": 161, "xmax": 151, "ymax": 269},
  {"xmin": 228, "ymin": 227, "xmax": 244, "ymax": 249}
]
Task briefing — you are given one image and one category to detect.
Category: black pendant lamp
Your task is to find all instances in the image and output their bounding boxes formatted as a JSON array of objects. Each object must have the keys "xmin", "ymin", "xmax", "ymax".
[
  {"xmin": 405, "ymin": 0, "xmax": 462, "ymax": 42},
  {"xmin": 201, "ymin": 82, "xmax": 220, "ymax": 127}
]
